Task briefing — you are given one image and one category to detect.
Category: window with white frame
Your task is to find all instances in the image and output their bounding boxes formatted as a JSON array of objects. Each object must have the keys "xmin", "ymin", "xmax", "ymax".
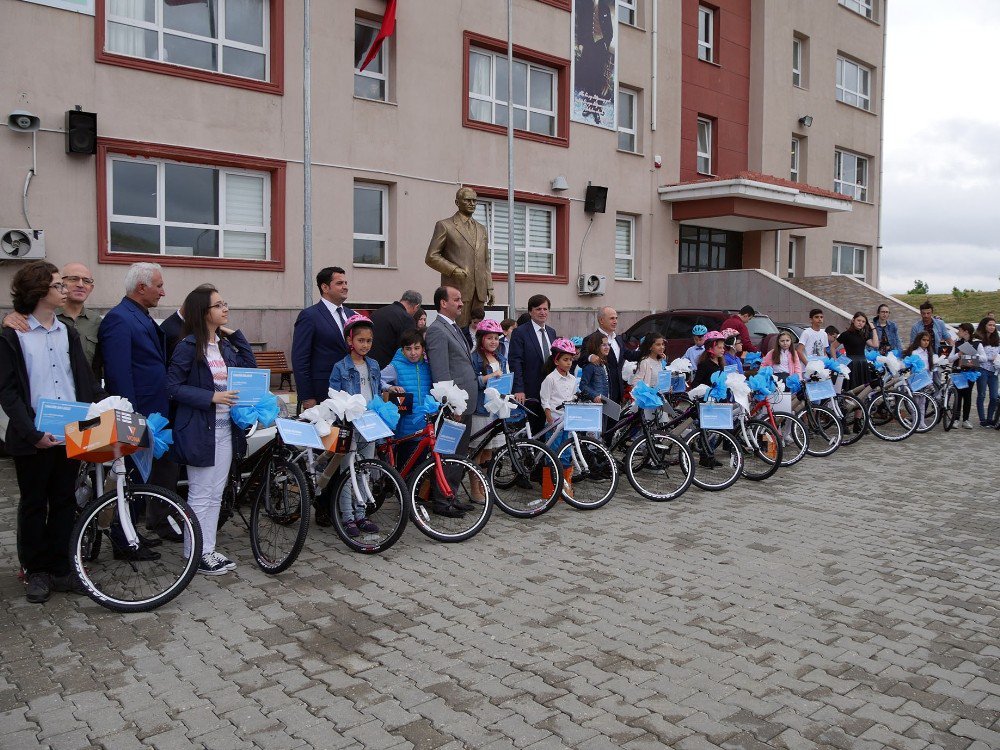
[
  {"xmin": 108, "ymin": 155, "xmax": 269, "ymax": 259},
  {"xmin": 790, "ymin": 137, "xmax": 801, "ymax": 182},
  {"xmin": 832, "ymin": 243, "xmax": 867, "ymax": 280},
  {"xmin": 353, "ymin": 183, "xmax": 388, "ymax": 266},
  {"xmin": 354, "ymin": 19, "xmax": 388, "ymax": 101},
  {"xmin": 697, "ymin": 117, "xmax": 712, "ymax": 174},
  {"xmin": 834, "ymin": 149, "xmax": 869, "ymax": 201},
  {"xmin": 792, "ymin": 37, "xmax": 803, "ymax": 87},
  {"xmin": 473, "ymin": 199, "xmax": 556, "ymax": 275},
  {"xmin": 618, "ymin": 0, "xmax": 637, "ymax": 26},
  {"xmin": 787, "ymin": 236, "xmax": 798, "ymax": 278},
  {"xmin": 698, "ymin": 5, "xmax": 715, "ymax": 62},
  {"xmin": 617, "ymin": 87, "xmax": 638, "ymax": 152},
  {"xmin": 615, "ymin": 215, "xmax": 636, "ymax": 280},
  {"xmin": 838, "ymin": 0, "xmax": 874, "ymax": 20},
  {"xmin": 468, "ymin": 48, "xmax": 557, "ymax": 136},
  {"xmin": 836, "ymin": 56, "xmax": 872, "ymax": 111},
  {"xmin": 105, "ymin": 0, "xmax": 270, "ymax": 81}
]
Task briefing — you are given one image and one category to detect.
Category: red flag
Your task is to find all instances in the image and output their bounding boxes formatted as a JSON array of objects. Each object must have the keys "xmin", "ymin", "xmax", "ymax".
[{"xmin": 359, "ymin": 0, "xmax": 398, "ymax": 72}]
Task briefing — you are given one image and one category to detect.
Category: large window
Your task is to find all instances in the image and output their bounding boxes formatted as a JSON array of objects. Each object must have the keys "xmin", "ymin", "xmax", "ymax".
[
  {"xmin": 468, "ymin": 48, "xmax": 557, "ymax": 137},
  {"xmin": 698, "ymin": 5, "xmax": 715, "ymax": 62},
  {"xmin": 836, "ymin": 56, "xmax": 872, "ymax": 111},
  {"xmin": 679, "ymin": 225, "xmax": 743, "ymax": 273},
  {"xmin": 615, "ymin": 215, "xmax": 636, "ymax": 280},
  {"xmin": 353, "ymin": 183, "xmax": 388, "ymax": 266},
  {"xmin": 839, "ymin": 0, "xmax": 874, "ymax": 20},
  {"xmin": 617, "ymin": 87, "xmax": 638, "ymax": 152},
  {"xmin": 697, "ymin": 117, "xmax": 713, "ymax": 175},
  {"xmin": 790, "ymin": 137, "xmax": 801, "ymax": 182},
  {"xmin": 832, "ymin": 243, "xmax": 867, "ymax": 281},
  {"xmin": 834, "ymin": 149, "xmax": 869, "ymax": 201},
  {"xmin": 473, "ymin": 199, "xmax": 556, "ymax": 276},
  {"xmin": 354, "ymin": 19, "xmax": 388, "ymax": 101}
]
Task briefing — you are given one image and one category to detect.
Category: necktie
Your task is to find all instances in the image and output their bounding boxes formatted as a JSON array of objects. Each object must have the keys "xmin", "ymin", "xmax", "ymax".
[
  {"xmin": 336, "ymin": 306, "xmax": 347, "ymax": 335},
  {"xmin": 538, "ymin": 327, "xmax": 550, "ymax": 356},
  {"xmin": 455, "ymin": 323, "xmax": 473, "ymax": 350}
]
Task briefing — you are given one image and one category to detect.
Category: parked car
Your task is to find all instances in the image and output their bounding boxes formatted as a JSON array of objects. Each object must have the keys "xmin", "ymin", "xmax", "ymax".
[
  {"xmin": 772, "ymin": 322, "xmax": 804, "ymax": 347},
  {"xmin": 622, "ymin": 309, "xmax": 780, "ymax": 361}
]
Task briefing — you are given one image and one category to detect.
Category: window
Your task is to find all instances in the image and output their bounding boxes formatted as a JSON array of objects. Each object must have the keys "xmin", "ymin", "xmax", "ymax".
[
  {"xmin": 832, "ymin": 243, "xmax": 867, "ymax": 281},
  {"xmin": 698, "ymin": 5, "xmax": 715, "ymax": 62},
  {"xmin": 836, "ymin": 56, "xmax": 872, "ymax": 111},
  {"xmin": 696, "ymin": 117, "xmax": 712, "ymax": 175},
  {"xmin": 792, "ymin": 38, "xmax": 802, "ymax": 87},
  {"xmin": 101, "ymin": 0, "xmax": 275, "ymax": 87},
  {"xmin": 354, "ymin": 19, "xmax": 388, "ymax": 101},
  {"xmin": 473, "ymin": 199, "xmax": 556, "ymax": 276},
  {"xmin": 468, "ymin": 48, "xmax": 557, "ymax": 137},
  {"xmin": 353, "ymin": 183, "xmax": 388, "ymax": 266},
  {"xmin": 678, "ymin": 225, "xmax": 743, "ymax": 273},
  {"xmin": 839, "ymin": 0, "xmax": 874, "ymax": 20},
  {"xmin": 787, "ymin": 236, "xmax": 799, "ymax": 278},
  {"xmin": 790, "ymin": 137, "xmax": 800, "ymax": 182},
  {"xmin": 618, "ymin": 0, "xmax": 636, "ymax": 26},
  {"xmin": 834, "ymin": 149, "xmax": 869, "ymax": 201},
  {"xmin": 615, "ymin": 215, "xmax": 636, "ymax": 280},
  {"xmin": 617, "ymin": 87, "xmax": 638, "ymax": 152}
]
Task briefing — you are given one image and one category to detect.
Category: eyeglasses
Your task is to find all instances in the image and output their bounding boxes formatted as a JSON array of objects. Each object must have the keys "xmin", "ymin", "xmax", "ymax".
[
  {"xmin": 209, "ymin": 301, "xmax": 229, "ymax": 310},
  {"xmin": 49, "ymin": 282, "xmax": 67, "ymax": 291},
  {"xmin": 62, "ymin": 275, "xmax": 95, "ymax": 286}
]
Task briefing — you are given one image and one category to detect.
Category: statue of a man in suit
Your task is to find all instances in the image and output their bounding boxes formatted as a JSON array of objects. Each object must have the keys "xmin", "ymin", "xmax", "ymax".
[{"xmin": 425, "ymin": 187, "xmax": 494, "ymax": 326}]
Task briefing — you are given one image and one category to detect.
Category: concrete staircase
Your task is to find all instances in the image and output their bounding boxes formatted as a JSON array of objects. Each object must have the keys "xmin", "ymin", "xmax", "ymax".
[{"xmin": 789, "ymin": 275, "xmax": 922, "ymax": 334}]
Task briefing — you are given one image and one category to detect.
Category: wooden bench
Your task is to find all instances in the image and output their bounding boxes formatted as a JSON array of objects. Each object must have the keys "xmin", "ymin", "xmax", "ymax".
[{"xmin": 255, "ymin": 350, "xmax": 293, "ymax": 391}]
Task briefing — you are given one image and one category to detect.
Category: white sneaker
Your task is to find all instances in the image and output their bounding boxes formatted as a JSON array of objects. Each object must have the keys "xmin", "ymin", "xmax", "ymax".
[
  {"xmin": 963, "ymin": 420, "xmax": 974, "ymax": 429},
  {"xmin": 209, "ymin": 551, "xmax": 236, "ymax": 571},
  {"xmin": 197, "ymin": 554, "xmax": 228, "ymax": 576}
]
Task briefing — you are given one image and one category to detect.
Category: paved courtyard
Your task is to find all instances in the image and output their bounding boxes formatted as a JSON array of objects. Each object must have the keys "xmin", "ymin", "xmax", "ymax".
[{"xmin": 1, "ymin": 427, "xmax": 999, "ymax": 750}]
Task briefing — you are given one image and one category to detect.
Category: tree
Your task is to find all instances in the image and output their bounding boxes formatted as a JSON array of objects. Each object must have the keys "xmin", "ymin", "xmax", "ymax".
[{"xmin": 908, "ymin": 279, "xmax": 929, "ymax": 295}]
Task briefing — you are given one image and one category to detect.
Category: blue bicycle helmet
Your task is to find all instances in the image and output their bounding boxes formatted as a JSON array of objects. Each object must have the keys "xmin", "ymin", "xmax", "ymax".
[{"xmin": 692, "ymin": 324, "xmax": 708, "ymax": 336}]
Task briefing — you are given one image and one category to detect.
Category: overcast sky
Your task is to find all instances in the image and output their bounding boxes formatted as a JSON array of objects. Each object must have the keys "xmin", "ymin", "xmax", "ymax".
[{"xmin": 880, "ymin": 1, "xmax": 1000, "ymax": 293}]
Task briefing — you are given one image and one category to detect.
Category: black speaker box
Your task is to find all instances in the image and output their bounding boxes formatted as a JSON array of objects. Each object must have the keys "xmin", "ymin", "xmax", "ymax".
[
  {"xmin": 66, "ymin": 110, "xmax": 97, "ymax": 155},
  {"xmin": 584, "ymin": 185, "xmax": 608, "ymax": 213}
]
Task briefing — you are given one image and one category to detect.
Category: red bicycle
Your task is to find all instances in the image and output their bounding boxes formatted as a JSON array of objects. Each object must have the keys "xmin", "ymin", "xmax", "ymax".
[{"xmin": 747, "ymin": 391, "xmax": 809, "ymax": 467}]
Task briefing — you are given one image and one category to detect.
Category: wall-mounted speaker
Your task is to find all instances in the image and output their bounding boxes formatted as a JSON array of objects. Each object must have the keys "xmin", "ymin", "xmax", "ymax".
[
  {"xmin": 66, "ymin": 110, "xmax": 97, "ymax": 155},
  {"xmin": 584, "ymin": 184, "xmax": 608, "ymax": 213}
]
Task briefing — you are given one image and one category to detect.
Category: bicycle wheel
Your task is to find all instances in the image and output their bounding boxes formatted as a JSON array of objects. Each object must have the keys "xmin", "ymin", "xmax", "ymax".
[
  {"xmin": 866, "ymin": 392, "xmax": 918, "ymax": 441},
  {"xmin": 771, "ymin": 413, "xmax": 808, "ymax": 467},
  {"xmin": 249, "ymin": 456, "xmax": 311, "ymax": 573},
  {"xmin": 557, "ymin": 436, "xmax": 620, "ymax": 510},
  {"xmin": 70, "ymin": 485, "xmax": 201, "ymax": 613},
  {"xmin": 941, "ymin": 385, "xmax": 959, "ymax": 431},
  {"xmin": 408, "ymin": 457, "xmax": 493, "ymax": 542},
  {"xmin": 833, "ymin": 393, "xmax": 868, "ymax": 446},
  {"xmin": 329, "ymin": 458, "xmax": 407, "ymax": 554},
  {"xmin": 682, "ymin": 429, "xmax": 743, "ymax": 491},
  {"xmin": 624, "ymin": 432, "xmax": 693, "ymax": 501},
  {"xmin": 739, "ymin": 419, "xmax": 783, "ymax": 481},
  {"xmin": 489, "ymin": 439, "xmax": 562, "ymax": 518},
  {"xmin": 800, "ymin": 405, "xmax": 842, "ymax": 457},
  {"xmin": 911, "ymin": 391, "xmax": 939, "ymax": 433}
]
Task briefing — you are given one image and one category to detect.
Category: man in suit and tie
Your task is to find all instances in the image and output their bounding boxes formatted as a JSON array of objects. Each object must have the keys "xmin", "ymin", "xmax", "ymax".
[
  {"xmin": 578, "ymin": 307, "xmax": 641, "ymax": 405},
  {"xmin": 425, "ymin": 187, "xmax": 494, "ymax": 327},
  {"xmin": 424, "ymin": 286, "xmax": 478, "ymax": 518},
  {"xmin": 291, "ymin": 266, "xmax": 355, "ymax": 412},
  {"xmin": 509, "ymin": 294, "xmax": 558, "ymax": 434}
]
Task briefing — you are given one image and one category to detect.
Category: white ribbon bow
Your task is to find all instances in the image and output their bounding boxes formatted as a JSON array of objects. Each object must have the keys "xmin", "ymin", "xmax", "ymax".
[
  {"xmin": 621, "ymin": 360, "xmax": 638, "ymax": 385},
  {"xmin": 669, "ymin": 357, "xmax": 694, "ymax": 374},
  {"xmin": 483, "ymin": 387, "xmax": 513, "ymax": 419},
  {"xmin": 87, "ymin": 396, "xmax": 134, "ymax": 419},
  {"xmin": 688, "ymin": 384, "xmax": 709, "ymax": 399},
  {"xmin": 804, "ymin": 360, "xmax": 830, "ymax": 381},
  {"xmin": 878, "ymin": 352, "xmax": 904, "ymax": 376},
  {"xmin": 325, "ymin": 390, "xmax": 368, "ymax": 422},
  {"xmin": 299, "ymin": 404, "xmax": 336, "ymax": 436},
  {"xmin": 726, "ymin": 372, "xmax": 751, "ymax": 413},
  {"xmin": 430, "ymin": 381, "xmax": 469, "ymax": 415}
]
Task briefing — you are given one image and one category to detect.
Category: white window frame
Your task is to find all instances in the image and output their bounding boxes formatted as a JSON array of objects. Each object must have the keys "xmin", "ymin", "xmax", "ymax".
[
  {"xmin": 617, "ymin": 0, "xmax": 637, "ymax": 26},
  {"xmin": 468, "ymin": 48, "xmax": 558, "ymax": 137},
  {"xmin": 353, "ymin": 183, "xmax": 389, "ymax": 267},
  {"xmin": 107, "ymin": 154, "xmax": 271, "ymax": 260},
  {"xmin": 354, "ymin": 18, "xmax": 389, "ymax": 102},
  {"xmin": 836, "ymin": 56, "xmax": 872, "ymax": 111},
  {"xmin": 698, "ymin": 6, "xmax": 715, "ymax": 62},
  {"xmin": 834, "ymin": 149, "xmax": 869, "ymax": 202},
  {"xmin": 617, "ymin": 86, "xmax": 638, "ymax": 152},
  {"xmin": 790, "ymin": 137, "xmax": 800, "ymax": 182},
  {"xmin": 697, "ymin": 117, "xmax": 713, "ymax": 175},
  {"xmin": 615, "ymin": 215, "xmax": 636, "ymax": 280},
  {"xmin": 832, "ymin": 243, "xmax": 867, "ymax": 281},
  {"xmin": 838, "ymin": 0, "xmax": 874, "ymax": 20},
  {"xmin": 474, "ymin": 198, "xmax": 557, "ymax": 277},
  {"xmin": 105, "ymin": 0, "xmax": 270, "ymax": 82},
  {"xmin": 792, "ymin": 37, "xmax": 803, "ymax": 87},
  {"xmin": 787, "ymin": 236, "xmax": 798, "ymax": 278}
]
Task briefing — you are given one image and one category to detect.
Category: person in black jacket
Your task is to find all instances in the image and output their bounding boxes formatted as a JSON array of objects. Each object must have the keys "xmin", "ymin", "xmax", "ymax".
[
  {"xmin": 0, "ymin": 261, "xmax": 107, "ymax": 604},
  {"xmin": 369, "ymin": 290, "xmax": 422, "ymax": 368},
  {"xmin": 577, "ymin": 307, "xmax": 641, "ymax": 405}
]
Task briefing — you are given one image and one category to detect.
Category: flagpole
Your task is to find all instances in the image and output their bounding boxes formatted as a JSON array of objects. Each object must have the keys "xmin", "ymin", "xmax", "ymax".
[
  {"xmin": 303, "ymin": 0, "xmax": 314, "ymax": 308},
  {"xmin": 506, "ymin": 0, "xmax": 516, "ymax": 318}
]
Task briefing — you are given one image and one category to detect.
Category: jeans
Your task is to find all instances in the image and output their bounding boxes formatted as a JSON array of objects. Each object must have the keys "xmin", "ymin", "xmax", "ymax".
[
  {"xmin": 338, "ymin": 439, "xmax": 377, "ymax": 522},
  {"xmin": 976, "ymin": 369, "xmax": 998, "ymax": 423}
]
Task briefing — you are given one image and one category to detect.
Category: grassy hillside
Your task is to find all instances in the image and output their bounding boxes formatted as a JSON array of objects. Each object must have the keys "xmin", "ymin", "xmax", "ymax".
[{"xmin": 894, "ymin": 291, "xmax": 1000, "ymax": 324}]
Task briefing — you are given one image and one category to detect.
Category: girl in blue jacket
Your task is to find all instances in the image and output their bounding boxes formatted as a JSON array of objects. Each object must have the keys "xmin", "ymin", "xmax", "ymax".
[{"xmin": 167, "ymin": 284, "xmax": 257, "ymax": 576}]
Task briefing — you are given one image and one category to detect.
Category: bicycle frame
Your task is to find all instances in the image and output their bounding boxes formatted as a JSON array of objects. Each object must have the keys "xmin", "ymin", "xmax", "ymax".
[{"xmin": 379, "ymin": 407, "xmax": 456, "ymax": 501}]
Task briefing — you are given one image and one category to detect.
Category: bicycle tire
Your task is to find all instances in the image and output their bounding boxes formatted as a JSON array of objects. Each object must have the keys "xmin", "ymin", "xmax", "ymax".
[
  {"xmin": 329, "ymin": 458, "xmax": 408, "ymax": 554},
  {"xmin": 489, "ymin": 439, "xmax": 563, "ymax": 518},
  {"xmin": 408, "ymin": 457, "xmax": 493, "ymax": 542},
  {"xmin": 800, "ymin": 405, "xmax": 842, "ymax": 457},
  {"xmin": 833, "ymin": 393, "xmax": 868, "ymax": 446},
  {"xmin": 70, "ymin": 484, "xmax": 202, "ymax": 613},
  {"xmin": 770, "ymin": 413, "xmax": 808, "ymax": 467},
  {"xmin": 739, "ymin": 419, "xmax": 783, "ymax": 481},
  {"xmin": 557, "ymin": 436, "xmax": 619, "ymax": 510},
  {"xmin": 682, "ymin": 429, "xmax": 743, "ymax": 491},
  {"xmin": 942, "ymin": 385, "xmax": 959, "ymax": 431},
  {"xmin": 866, "ymin": 392, "xmax": 917, "ymax": 441},
  {"xmin": 249, "ymin": 457, "xmax": 311, "ymax": 574},
  {"xmin": 623, "ymin": 432, "xmax": 693, "ymax": 501}
]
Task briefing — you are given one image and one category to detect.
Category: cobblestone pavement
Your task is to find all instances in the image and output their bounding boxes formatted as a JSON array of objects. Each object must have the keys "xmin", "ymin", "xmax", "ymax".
[{"xmin": 1, "ymin": 427, "xmax": 999, "ymax": 750}]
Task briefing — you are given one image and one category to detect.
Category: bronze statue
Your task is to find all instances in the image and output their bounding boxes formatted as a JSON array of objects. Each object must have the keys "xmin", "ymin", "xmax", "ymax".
[{"xmin": 425, "ymin": 187, "xmax": 494, "ymax": 327}]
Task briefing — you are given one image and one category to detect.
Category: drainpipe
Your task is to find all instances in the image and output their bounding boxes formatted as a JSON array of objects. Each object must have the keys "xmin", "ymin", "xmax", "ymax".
[
  {"xmin": 875, "ymin": 0, "xmax": 888, "ymax": 288},
  {"xmin": 774, "ymin": 230, "xmax": 781, "ymax": 278},
  {"xmin": 302, "ymin": 0, "xmax": 313, "ymax": 308},
  {"xmin": 651, "ymin": 0, "xmax": 658, "ymax": 132}
]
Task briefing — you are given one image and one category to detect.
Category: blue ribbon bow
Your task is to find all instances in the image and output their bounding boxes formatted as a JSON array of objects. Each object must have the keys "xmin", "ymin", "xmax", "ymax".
[
  {"xmin": 146, "ymin": 412, "xmax": 173, "ymax": 459},
  {"xmin": 965, "ymin": 369, "xmax": 982, "ymax": 383},
  {"xmin": 570, "ymin": 336, "xmax": 584, "ymax": 348},
  {"xmin": 785, "ymin": 374, "xmax": 803, "ymax": 395},
  {"xmin": 705, "ymin": 370, "xmax": 729, "ymax": 401},
  {"xmin": 744, "ymin": 352, "xmax": 762, "ymax": 370},
  {"xmin": 368, "ymin": 397, "xmax": 400, "ymax": 431},
  {"xmin": 422, "ymin": 393, "xmax": 442, "ymax": 415},
  {"xmin": 748, "ymin": 368, "xmax": 776, "ymax": 402},
  {"xmin": 865, "ymin": 348, "xmax": 885, "ymax": 372},
  {"xmin": 631, "ymin": 380, "xmax": 664, "ymax": 409},
  {"xmin": 231, "ymin": 392, "xmax": 280, "ymax": 429},
  {"xmin": 823, "ymin": 357, "xmax": 842, "ymax": 374},
  {"xmin": 902, "ymin": 354, "xmax": 926, "ymax": 373}
]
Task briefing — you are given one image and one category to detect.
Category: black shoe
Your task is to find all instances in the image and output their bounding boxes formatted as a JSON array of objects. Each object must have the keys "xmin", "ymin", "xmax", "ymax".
[
  {"xmin": 431, "ymin": 503, "xmax": 466, "ymax": 518},
  {"xmin": 139, "ymin": 532, "xmax": 164, "ymax": 547},
  {"xmin": 155, "ymin": 529, "xmax": 183, "ymax": 544},
  {"xmin": 113, "ymin": 544, "xmax": 161, "ymax": 562},
  {"xmin": 50, "ymin": 573, "xmax": 88, "ymax": 595},
  {"xmin": 25, "ymin": 572, "xmax": 51, "ymax": 604},
  {"xmin": 450, "ymin": 500, "xmax": 475, "ymax": 512},
  {"xmin": 312, "ymin": 502, "xmax": 332, "ymax": 528},
  {"xmin": 515, "ymin": 475, "xmax": 534, "ymax": 489},
  {"xmin": 699, "ymin": 457, "xmax": 722, "ymax": 469}
]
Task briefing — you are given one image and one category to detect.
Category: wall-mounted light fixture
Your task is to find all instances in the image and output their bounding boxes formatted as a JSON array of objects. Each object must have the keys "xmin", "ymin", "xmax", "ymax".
[
  {"xmin": 550, "ymin": 175, "xmax": 569, "ymax": 191},
  {"xmin": 798, "ymin": 115, "xmax": 813, "ymax": 128}
]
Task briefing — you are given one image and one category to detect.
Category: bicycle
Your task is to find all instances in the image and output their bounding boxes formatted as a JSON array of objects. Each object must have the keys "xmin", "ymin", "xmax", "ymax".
[
  {"xmin": 661, "ymin": 392, "xmax": 744, "ymax": 492},
  {"xmin": 731, "ymin": 401, "xmax": 783, "ymax": 481},
  {"xmin": 791, "ymin": 375, "xmax": 843, "ymax": 457},
  {"xmin": 857, "ymin": 363, "xmax": 919, "ymax": 442},
  {"xmin": 892, "ymin": 368, "xmax": 939, "ymax": 434},
  {"xmin": 748, "ymin": 389, "xmax": 809, "ymax": 467}
]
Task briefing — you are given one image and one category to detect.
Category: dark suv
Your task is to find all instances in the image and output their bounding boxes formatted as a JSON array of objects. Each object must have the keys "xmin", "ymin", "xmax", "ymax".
[{"xmin": 622, "ymin": 309, "xmax": 780, "ymax": 360}]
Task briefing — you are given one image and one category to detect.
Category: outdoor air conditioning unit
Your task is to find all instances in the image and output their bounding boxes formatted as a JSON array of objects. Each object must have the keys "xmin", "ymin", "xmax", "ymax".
[
  {"xmin": 0, "ymin": 229, "xmax": 46, "ymax": 260},
  {"xmin": 577, "ymin": 273, "xmax": 607, "ymax": 296}
]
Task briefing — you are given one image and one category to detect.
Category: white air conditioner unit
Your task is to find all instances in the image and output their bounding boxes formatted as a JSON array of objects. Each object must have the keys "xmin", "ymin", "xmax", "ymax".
[
  {"xmin": 0, "ymin": 229, "xmax": 46, "ymax": 260},
  {"xmin": 577, "ymin": 273, "xmax": 607, "ymax": 296}
]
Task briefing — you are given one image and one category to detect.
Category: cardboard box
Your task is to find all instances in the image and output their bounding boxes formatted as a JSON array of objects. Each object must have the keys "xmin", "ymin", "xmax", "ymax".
[
  {"xmin": 65, "ymin": 409, "xmax": 149, "ymax": 463},
  {"xmin": 321, "ymin": 424, "xmax": 353, "ymax": 454}
]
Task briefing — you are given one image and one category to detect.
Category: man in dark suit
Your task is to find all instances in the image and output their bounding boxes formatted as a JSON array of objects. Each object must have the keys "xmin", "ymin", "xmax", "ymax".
[
  {"xmin": 578, "ymin": 306, "xmax": 641, "ymax": 405},
  {"xmin": 291, "ymin": 266, "xmax": 356, "ymax": 412},
  {"xmin": 369, "ymin": 289, "xmax": 422, "ymax": 368},
  {"xmin": 509, "ymin": 294, "xmax": 558, "ymax": 434},
  {"xmin": 424, "ymin": 286, "xmax": 478, "ymax": 517},
  {"xmin": 159, "ymin": 308, "xmax": 184, "ymax": 363}
]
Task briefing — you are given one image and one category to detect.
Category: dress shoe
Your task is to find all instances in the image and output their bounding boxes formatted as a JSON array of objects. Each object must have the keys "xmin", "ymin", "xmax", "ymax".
[
  {"xmin": 50, "ymin": 573, "xmax": 88, "ymax": 595},
  {"xmin": 155, "ymin": 529, "xmax": 183, "ymax": 544},
  {"xmin": 431, "ymin": 503, "xmax": 466, "ymax": 518},
  {"xmin": 114, "ymin": 544, "xmax": 161, "ymax": 562},
  {"xmin": 450, "ymin": 499, "xmax": 475, "ymax": 512},
  {"xmin": 138, "ymin": 532, "xmax": 164, "ymax": 547}
]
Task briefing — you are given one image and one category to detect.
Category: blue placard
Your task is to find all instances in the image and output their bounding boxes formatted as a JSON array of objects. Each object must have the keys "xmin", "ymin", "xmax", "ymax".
[
  {"xmin": 908, "ymin": 370, "xmax": 932, "ymax": 392},
  {"xmin": 951, "ymin": 372, "xmax": 971, "ymax": 390},
  {"xmin": 563, "ymin": 403, "xmax": 603, "ymax": 432},
  {"xmin": 724, "ymin": 364, "xmax": 738, "ymax": 374},
  {"xmin": 34, "ymin": 398, "xmax": 91, "ymax": 441},
  {"xmin": 657, "ymin": 369, "xmax": 686, "ymax": 394},
  {"xmin": 672, "ymin": 375, "xmax": 688, "ymax": 393},
  {"xmin": 275, "ymin": 418, "xmax": 324, "ymax": 449},
  {"xmin": 699, "ymin": 403, "xmax": 734, "ymax": 430},
  {"xmin": 434, "ymin": 418, "xmax": 467, "ymax": 455},
  {"xmin": 492, "ymin": 372, "xmax": 514, "ymax": 396},
  {"xmin": 805, "ymin": 379, "xmax": 836, "ymax": 401},
  {"xmin": 226, "ymin": 367, "xmax": 271, "ymax": 405},
  {"xmin": 131, "ymin": 448, "xmax": 153, "ymax": 482},
  {"xmin": 351, "ymin": 410, "xmax": 394, "ymax": 442}
]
